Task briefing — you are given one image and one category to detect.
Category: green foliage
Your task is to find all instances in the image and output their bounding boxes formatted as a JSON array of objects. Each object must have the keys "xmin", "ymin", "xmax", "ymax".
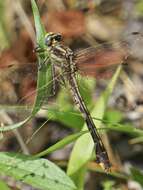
[
  {"xmin": 107, "ymin": 123, "xmax": 143, "ymax": 136},
  {"xmin": 0, "ymin": 1, "xmax": 10, "ymax": 49},
  {"xmin": 130, "ymin": 167, "xmax": 143, "ymax": 187},
  {"xmin": 47, "ymin": 106, "xmax": 84, "ymax": 129},
  {"xmin": 47, "ymin": 88, "xmax": 84, "ymax": 130},
  {"xmin": 104, "ymin": 110, "xmax": 123, "ymax": 124},
  {"xmin": 0, "ymin": 0, "xmax": 52, "ymax": 132},
  {"xmin": 0, "ymin": 117, "xmax": 30, "ymax": 132},
  {"xmin": 47, "ymin": 76, "xmax": 95, "ymax": 130},
  {"xmin": 35, "ymin": 130, "xmax": 88, "ymax": 158},
  {"xmin": 135, "ymin": 0, "xmax": 143, "ymax": 15},
  {"xmin": 77, "ymin": 76, "xmax": 95, "ymax": 107},
  {"xmin": 0, "ymin": 152, "xmax": 76, "ymax": 190},
  {"xmin": 0, "ymin": 180, "xmax": 10, "ymax": 190},
  {"xmin": 31, "ymin": 0, "xmax": 52, "ymax": 116},
  {"xmin": 102, "ymin": 180, "xmax": 115, "ymax": 190}
]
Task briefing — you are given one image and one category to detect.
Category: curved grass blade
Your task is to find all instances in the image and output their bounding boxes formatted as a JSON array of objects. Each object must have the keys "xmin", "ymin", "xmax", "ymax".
[
  {"xmin": 130, "ymin": 136, "xmax": 143, "ymax": 144},
  {"xmin": 0, "ymin": 0, "xmax": 52, "ymax": 132},
  {"xmin": 0, "ymin": 117, "xmax": 30, "ymax": 132},
  {"xmin": 107, "ymin": 123, "xmax": 143, "ymax": 136},
  {"xmin": 31, "ymin": 0, "xmax": 52, "ymax": 115},
  {"xmin": 34, "ymin": 130, "xmax": 89, "ymax": 158}
]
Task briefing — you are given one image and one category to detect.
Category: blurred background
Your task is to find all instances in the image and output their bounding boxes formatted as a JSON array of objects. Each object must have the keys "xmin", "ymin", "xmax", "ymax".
[{"xmin": 0, "ymin": 0, "xmax": 143, "ymax": 189}]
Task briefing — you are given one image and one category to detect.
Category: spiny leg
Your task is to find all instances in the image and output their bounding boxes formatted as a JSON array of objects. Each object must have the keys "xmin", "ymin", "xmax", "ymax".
[{"xmin": 35, "ymin": 44, "xmax": 50, "ymax": 69}]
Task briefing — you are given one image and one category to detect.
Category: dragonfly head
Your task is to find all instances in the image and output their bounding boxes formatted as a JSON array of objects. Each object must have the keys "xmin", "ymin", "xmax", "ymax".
[{"xmin": 45, "ymin": 32, "xmax": 62, "ymax": 47}]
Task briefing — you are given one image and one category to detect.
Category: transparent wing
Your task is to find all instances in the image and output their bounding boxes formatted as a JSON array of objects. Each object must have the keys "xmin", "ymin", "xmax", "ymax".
[{"xmin": 73, "ymin": 40, "xmax": 129, "ymax": 78}]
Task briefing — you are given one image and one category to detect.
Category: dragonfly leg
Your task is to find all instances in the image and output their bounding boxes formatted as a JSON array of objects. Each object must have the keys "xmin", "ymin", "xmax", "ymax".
[
  {"xmin": 34, "ymin": 44, "xmax": 46, "ymax": 53},
  {"xmin": 38, "ymin": 57, "xmax": 50, "ymax": 70},
  {"xmin": 49, "ymin": 61, "xmax": 56, "ymax": 97},
  {"xmin": 34, "ymin": 46, "xmax": 42, "ymax": 53},
  {"xmin": 45, "ymin": 60, "xmax": 59, "ymax": 98},
  {"xmin": 59, "ymin": 75, "xmax": 66, "ymax": 86},
  {"xmin": 34, "ymin": 44, "xmax": 51, "ymax": 70}
]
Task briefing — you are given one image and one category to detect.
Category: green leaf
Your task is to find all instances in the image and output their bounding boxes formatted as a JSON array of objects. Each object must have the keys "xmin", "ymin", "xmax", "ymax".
[
  {"xmin": 34, "ymin": 130, "xmax": 88, "ymax": 158},
  {"xmin": 67, "ymin": 65, "xmax": 122, "ymax": 189},
  {"xmin": 46, "ymin": 76, "xmax": 95, "ymax": 130},
  {"xmin": 104, "ymin": 110, "xmax": 123, "ymax": 123},
  {"xmin": 77, "ymin": 76, "xmax": 95, "ymax": 107},
  {"xmin": 0, "ymin": 180, "xmax": 10, "ymax": 190},
  {"xmin": 0, "ymin": 152, "xmax": 76, "ymax": 190},
  {"xmin": 130, "ymin": 167, "xmax": 143, "ymax": 187},
  {"xmin": 102, "ymin": 180, "xmax": 115, "ymax": 190},
  {"xmin": 47, "ymin": 107, "xmax": 84, "ymax": 130}
]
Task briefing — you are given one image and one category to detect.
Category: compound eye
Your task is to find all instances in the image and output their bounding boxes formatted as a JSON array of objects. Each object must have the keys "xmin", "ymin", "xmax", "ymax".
[
  {"xmin": 54, "ymin": 34, "xmax": 62, "ymax": 42},
  {"xmin": 45, "ymin": 36, "xmax": 52, "ymax": 46}
]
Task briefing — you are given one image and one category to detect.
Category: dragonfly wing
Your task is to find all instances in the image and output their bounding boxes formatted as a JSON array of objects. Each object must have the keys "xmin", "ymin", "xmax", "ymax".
[{"xmin": 74, "ymin": 44, "xmax": 127, "ymax": 78}]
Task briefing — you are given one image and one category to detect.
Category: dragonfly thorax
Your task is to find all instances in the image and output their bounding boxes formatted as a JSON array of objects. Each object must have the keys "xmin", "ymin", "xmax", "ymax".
[{"xmin": 50, "ymin": 44, "xmax": 73, "ymax": 63}]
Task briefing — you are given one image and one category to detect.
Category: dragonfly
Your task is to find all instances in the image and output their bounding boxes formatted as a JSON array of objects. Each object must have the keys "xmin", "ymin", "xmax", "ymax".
[
  {"xmin": 0, "ymin": 31, "xmax": 130, "ymax": 174},
  {"xmin": 34, "ymin": 32, "xmax": 128, "ymax": 171}
]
